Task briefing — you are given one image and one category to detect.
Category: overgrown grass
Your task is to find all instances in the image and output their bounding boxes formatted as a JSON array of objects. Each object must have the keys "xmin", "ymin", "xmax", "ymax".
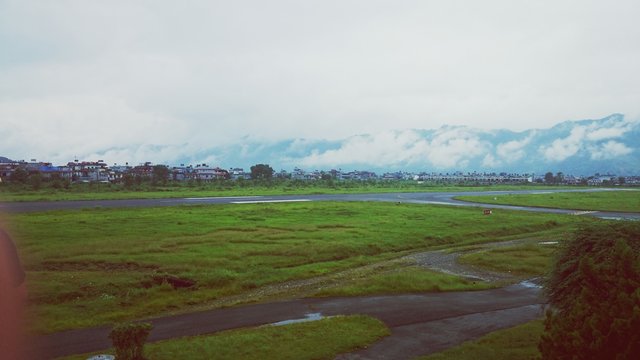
[
  {"xmin": 62, "ymin": 315, "xmax": 390, "ymax": 360},
  {"xmin": 314, "ymin": 266, "xmax": 492, "ymax": 297},
  {"xmin": 418, "ymin": 319, "xmax": 543, "ymax": 360},
  {"xmin": 0, "ymin": 181, "xmax": 564, "ymax": 202},
  {"xmin": 456, "ymin": 190, "xmax": 640, "ymax": 213},
  {"xmin": 458, "ymin": 243, "xmax": 560, "ymax": 277},
  {"xmin": 9, "ymin": 202, "xmax": 583, "ymax": 333}
]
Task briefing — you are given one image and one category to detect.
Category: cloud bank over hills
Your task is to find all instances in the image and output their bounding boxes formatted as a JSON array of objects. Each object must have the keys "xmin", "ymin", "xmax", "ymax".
[
  {"xmin": 169, "ymin": 114, "xmax": 639, "ymax": 175},
  {"xmin": 3, "ymin": 114, "xmax": 638, "ymax": 175}
]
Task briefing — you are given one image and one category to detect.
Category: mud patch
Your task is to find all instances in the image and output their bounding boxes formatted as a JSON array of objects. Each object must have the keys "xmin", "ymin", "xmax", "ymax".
[
  {"xmin": 406, "ymin": 251, "xmax": 514, "ymax": 283},
  {"xmin": 271, "ymin": 313, "xmax": 324, "ymax": 326},
  {"xmin": 141, "ymin": 274, "xmax": 197, "ymax": 289},
  {"xmin": 37, "ymin": 261, "xmax": 159, "ymax": 272}
]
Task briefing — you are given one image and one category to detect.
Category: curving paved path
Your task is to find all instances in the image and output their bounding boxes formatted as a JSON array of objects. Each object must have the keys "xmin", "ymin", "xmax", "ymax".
[{"xmin": 30, "ymin": 283, "xmax": 543, "ymax": 359}]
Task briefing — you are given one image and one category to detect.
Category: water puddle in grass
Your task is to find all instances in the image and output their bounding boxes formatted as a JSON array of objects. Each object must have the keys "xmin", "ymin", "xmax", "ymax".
[
  {"xmin": 598, "ymin": 216, "xmax": 626, "ymax": 221},
  {"xmin": 87, "ymin": 355, "xmax": 114, "ymax": 360},
  {"xmin": 271, "ymin": 313, "xmax": 324, "ymax": 326}
]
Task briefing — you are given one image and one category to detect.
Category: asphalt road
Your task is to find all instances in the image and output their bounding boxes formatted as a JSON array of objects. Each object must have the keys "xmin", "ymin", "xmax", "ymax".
[
  {"xmin": 2, "ymin": 188, "xmax": 639, "ymax": 220},
  {"xmin": 30, "ymin": 282, "xmax": 543, "ymax": 359}
]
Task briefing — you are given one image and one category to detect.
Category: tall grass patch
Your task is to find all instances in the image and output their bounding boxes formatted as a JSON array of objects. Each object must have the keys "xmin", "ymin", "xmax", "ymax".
[
  {"xmin": 458, "ymin": 243, "xmax": 559, "ymax": 277},
  {"xmin": 315, "ymin": 266, "xmax": 493, "ymax": 297},
  {"xmin": 419, "ymin": 320, "xmax": 543, "ymax": 360}
]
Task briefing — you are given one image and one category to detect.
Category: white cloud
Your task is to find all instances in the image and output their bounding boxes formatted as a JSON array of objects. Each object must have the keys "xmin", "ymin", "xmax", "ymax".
[
  {"xmin": 482, "ymin": 153, "xmax": 500, "ymax": 168},
  {"xmin": 539, "ymin": 117, "xmax": 637, "ymax": 162},
  {"xmin": 296, "ymin": 130, "xmax": 427, "ymax": 168},
  {"xmin": 425, "ymin": 127, "xmax": 487, "ymax": 168},
  {"xmin": 584, "ymin": 121, "xmax": 632, "ymax": 141},
  {"xmin": 541, "ymin": 127, "xmax": 587, "ymax": 162},
  {"xmin": 0, "ymin": 95, "xmax": 190, "ymax": 164},
  {"xmin": 484, "ymin": 131, "xmax": 536, "ymax": 168},
  {"xmin": 295, "ymin": 127, "xmax": 487, "ymax": 169},
  {"xmin": 2, "ymin": 1, "xmax": 640, "ymax": 164},
  {"xmin": 589, "ymin": 141, "xmax": 633, "ymax": 160}
]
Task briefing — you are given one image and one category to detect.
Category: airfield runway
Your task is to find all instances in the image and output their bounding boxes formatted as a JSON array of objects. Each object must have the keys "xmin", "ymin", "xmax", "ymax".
[{"xmin": 2, "ymin": 188, "xmax": 639, "ymax": 220}]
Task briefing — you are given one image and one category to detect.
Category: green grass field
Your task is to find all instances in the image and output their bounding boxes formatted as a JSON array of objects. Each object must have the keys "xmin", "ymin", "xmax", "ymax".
[
  {"xmin": 314, "ymin": 266, "xmax": 493, "ymax": 297},
  {"xmin": 62, "ymin": 315, "xmax": 390, "ymax": 360},
  {"xmin": 0, "ymin": 181, "xmax": 566, "ymax": 202},
  {"xmin": 419, "ymin": 319, "xmax": 543, "ymax": 360},
  {"xmin": 456, "ymin": 190, "xmax": 640, "ymax": 212},
  {"xmin": 458, "ymin": 243, "xmax": 559, "ymax": 277},
  {"xmin": 9, "ymin": 201, "xmax": 581, "ymax": 333}
]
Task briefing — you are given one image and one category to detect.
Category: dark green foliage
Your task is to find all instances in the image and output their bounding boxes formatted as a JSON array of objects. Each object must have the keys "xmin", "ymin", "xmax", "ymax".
[
  {"xmin": 122, "ymin": 174, "xmax": 135, "ymax": 189},
  {"xmin": 544, "ymin": 172, "xmax": 554, "ymax": 184},
  {"xmin": 250, "ymin": 163, "xmax": 274, "ymax": 180},
  {"xmin": 10, "ymin": 166, "xmax": 29, "ymax": 183},
  {"xmin": 152, "ymin": 165, "xmax": 169, "ymax": 185},
  {"xmin": 539, "ymin": 222, "xmax": 640, "ymax": 359},
  {"xmin": 109, "ymin": 322, "xmax": 153, "ymax": 360},
  {"xmin": 29, "ymin": 173, "xmax": 43, "ymax": 190}
]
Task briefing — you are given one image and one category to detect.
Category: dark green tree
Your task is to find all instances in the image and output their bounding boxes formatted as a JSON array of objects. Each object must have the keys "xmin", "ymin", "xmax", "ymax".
[
  {"xmin": 10, "ymin": 167, "xmax": 29, "ymax": 184},
  {"xmin": 109, "ymin": 322, "xmax": 153, "ymax": 360},
  {"xmin": 122, "ymin": 173, "xmax": 136, "ymax": 189},
  {"xmin": 539, "ymin": 222, "xmax": 640, "ymax": 359},
  {"xmin": 544, "ymin": 172, "xmax": 554, "ymax": 184},
  {"xmin": 152, "ymin": 165, "xmax": 170, "ymax": 186},
  {"xmin": 554, "ymin": 172, "xmax": 564, "ymax": 184},
  {"xmin": 29, "ymin": 173, "xmax": 43, "ymax": 190},
  {"xmin": 250, "ymin": 164, "xmax": 274, "ymax": 180}
]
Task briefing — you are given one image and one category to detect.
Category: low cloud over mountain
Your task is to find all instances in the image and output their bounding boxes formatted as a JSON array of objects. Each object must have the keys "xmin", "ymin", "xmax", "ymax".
[
  {"xmin": 6, "ymin": 114, "xmax": 637, "ymax": 175},
  {"xmin": 165, "ymin": 114, "xmax": 637, "ymax": 175}
]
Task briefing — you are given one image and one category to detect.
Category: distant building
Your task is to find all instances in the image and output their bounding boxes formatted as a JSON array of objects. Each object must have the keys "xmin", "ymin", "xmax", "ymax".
[
  {"xmin": 67, "ymin": 160, "xmax": 109, "ymax": 182},
  {"xmin": 229, "ymin": 168, "xmax": 250, "ymax": 180},
  {"xmin": 130, "ymin": 162, "xmax": 155, "ymax": 179},
  {"xmin": 192, "ymin": 164, "xmax": 229, "ymax": 181}
]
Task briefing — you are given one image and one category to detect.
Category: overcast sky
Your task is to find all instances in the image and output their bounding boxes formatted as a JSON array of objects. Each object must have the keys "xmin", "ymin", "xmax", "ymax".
[{"xmin": 1, "ymin": 0, "xmax": 639, "ymax": 165}]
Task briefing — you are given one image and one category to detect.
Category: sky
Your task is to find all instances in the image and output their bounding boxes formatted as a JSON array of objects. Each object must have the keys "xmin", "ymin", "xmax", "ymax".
[{"xmin": 1, "ymin": 0, "xmax": 640, "ymax": 166}]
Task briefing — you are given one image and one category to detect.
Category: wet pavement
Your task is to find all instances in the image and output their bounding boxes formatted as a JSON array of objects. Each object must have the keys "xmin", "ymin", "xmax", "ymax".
[
  {"xmin": 2, "ymin": 189, "xmax": 639, "ymax": 220},
  {"xmin": 31, "ymin": 282, "xmax": 543, "ymax": 359}
]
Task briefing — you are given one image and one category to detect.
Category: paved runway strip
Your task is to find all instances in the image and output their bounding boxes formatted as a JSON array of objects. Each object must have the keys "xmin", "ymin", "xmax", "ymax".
[{"xmin": 231, "ymin": 199, "xmax": 311, "ymax": 204}]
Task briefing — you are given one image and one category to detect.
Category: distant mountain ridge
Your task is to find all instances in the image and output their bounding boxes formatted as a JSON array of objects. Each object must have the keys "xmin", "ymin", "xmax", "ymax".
[
  {"xmin": 0, "ymin": 156, "xmax": 14, "ymax": 163},
  {"xmin": 167, "ymin": 114, "xmax": 639, "ymax": 175},
  {"xmin": 8, "ymin": 115, "xmax": 639, "ymax": 175}
]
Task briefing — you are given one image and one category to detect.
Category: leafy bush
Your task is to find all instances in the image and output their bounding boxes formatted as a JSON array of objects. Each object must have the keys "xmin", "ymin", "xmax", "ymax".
[
  {"xmin": 539, "ymin": 222, "xmax": 640, "ymax": 359},
  {"xmin": 109, "ymin": 322, "xmax": 153, "ymax": 360}
]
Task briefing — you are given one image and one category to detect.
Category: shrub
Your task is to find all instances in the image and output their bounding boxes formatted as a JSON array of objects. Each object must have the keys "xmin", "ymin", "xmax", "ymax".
[
  {"xmin": 109, "ymin": 322, "xmax": 153, "ymax": 360},
  {"xmin": 539, "ymin": 222, "xmax": 640, "ymax": 359}
]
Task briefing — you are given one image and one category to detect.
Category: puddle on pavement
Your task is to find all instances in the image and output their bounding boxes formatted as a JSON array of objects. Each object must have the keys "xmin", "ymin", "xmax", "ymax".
[
  {"xmin": 519, "ymin": 280, "xmax": 543, "ymax": 289},
  {"xmin": 271, "ymin": 313, "xmax": 324, "ymax": 326}
]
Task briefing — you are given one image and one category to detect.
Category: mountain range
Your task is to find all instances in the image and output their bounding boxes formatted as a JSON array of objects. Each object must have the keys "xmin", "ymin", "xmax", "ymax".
[
  {"xmin": 3, "ymin": 114, "xmax": 639, "ymax": 175},
  {"xmin": 174, "ymin": 114, "xmax": 639, "ymax": 175}
]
